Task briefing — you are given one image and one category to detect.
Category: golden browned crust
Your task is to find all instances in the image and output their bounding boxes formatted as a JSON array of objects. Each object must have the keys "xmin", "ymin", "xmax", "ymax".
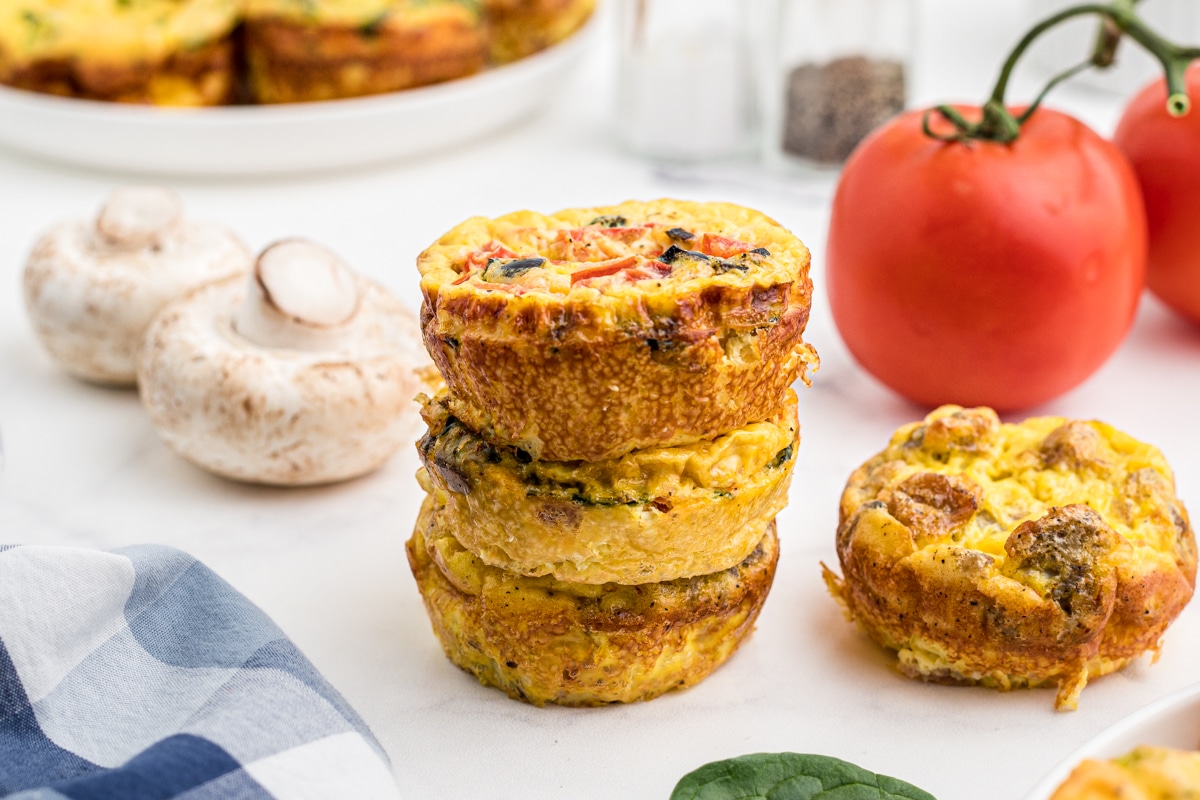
[
  {"xmin": 243, "ymin": 12, "xmax": 486, "ymax": 102},
  {"xmin": 407, "ymin": 495, "xmax": 779, "ymax": 706},
  {"xmin": 417, "ymin": 389, "xmax": 797, "ymax": 584},
  {"xmin": 418, "ymin": 200, "xmax": 817, "ymax": 460},
  {"xmin": 428, "ymin": 301, "xmax": 811, "ymax": 461},
  {"xmin": 0, "ymin": 37, "xmax": 234, "ymax": 105},
  {"xmin": 483, "ymin": 0, "xmax": 594, "ymax": 64},
  {"xmin": 824, "ymin": 405, "xmax": 1197, "ymax": 710}
]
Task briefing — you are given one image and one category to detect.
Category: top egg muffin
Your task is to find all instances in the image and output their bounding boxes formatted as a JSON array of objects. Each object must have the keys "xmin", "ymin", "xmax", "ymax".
[
  {"xmin": 824, "ymin": 405, "xmax": 1196, "ymax": 710},
  {"xmin": 416, "ymin": 199, "xmax": 818, "ymax": 462}
]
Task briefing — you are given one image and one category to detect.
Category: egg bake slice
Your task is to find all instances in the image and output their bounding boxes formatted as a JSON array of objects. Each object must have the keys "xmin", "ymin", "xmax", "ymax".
[
  {"xmin": 417, "ymin": 388, "xmax": 797, "ymax": 585},
  {"xmin": 417, "ymin": 199, "xmax": 818, "ymax": 462},
  {"xmin": 825, "ymin": 405, "xmax": 1196, "ymax": 710},
  {"xmin": 407, "ymin": 494, "xmax": 779, "ymax": 706},
  {"xmin": 242, "ymin": 0, "xmax": 487, "ymax": 102},
  {"xmin": 0, "ymin": 0, "xmax": 239, "ymax": 105},
  {"xmin": 1050, "ymin": 745, "xmax": 1200, "ymax": 799},
  {"xmin": 482, "ymin": 0, "xmax": 595, "ymax": 64}
]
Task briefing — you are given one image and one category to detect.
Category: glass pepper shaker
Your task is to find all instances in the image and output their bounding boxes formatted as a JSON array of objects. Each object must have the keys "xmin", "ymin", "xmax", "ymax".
[{"xmin": 761, "ymin": 0, "xmax": 915, "ymax": 169}]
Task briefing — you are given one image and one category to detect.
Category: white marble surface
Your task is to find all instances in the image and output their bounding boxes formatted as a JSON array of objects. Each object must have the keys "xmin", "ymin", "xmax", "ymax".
[{"xmin": 4, "ymin": 2, "xmax": 1200, "ymax": 799}]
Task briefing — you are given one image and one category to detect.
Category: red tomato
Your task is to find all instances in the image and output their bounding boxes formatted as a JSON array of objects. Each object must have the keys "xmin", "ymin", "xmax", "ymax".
[
  {"xmin": 1114, "ymin": 65, "xmax": 1200, "ymax": 325},
  {"xmin": 826, "ymin": 106, "xmax": 1147, "ymax": 411}
]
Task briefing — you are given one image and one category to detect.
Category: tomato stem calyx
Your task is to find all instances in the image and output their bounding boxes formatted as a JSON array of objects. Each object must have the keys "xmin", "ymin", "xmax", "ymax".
[{"xmin": 922, "ymin": 0, "xmax": 1200, "ymax": 144}]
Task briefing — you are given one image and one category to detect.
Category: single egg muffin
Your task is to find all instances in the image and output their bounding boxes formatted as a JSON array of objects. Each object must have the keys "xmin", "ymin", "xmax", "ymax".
[
  {"xmin": 482, "ymin": 0, "xmax": 594, "ymax": 65},
  {"xmin": 0, "ymin": 0, "xmax": 240, "ymax": 105},
  {"xmin": 417, "ymin": 199, "xmax": 818, "ymax": 462},
  {"xmin": 243, "ymin": 0, "xmax": 487, "ymax": 103},
  {"xmin": 417, "ymin": 388, "xmax": 797, "ymax": 585},
  {"xmin": 1050, "ymin": 746, "xmax": 1200, "ymax": 799},
  {"xmin": 407, "ymin": 495, "xmax": 779, "ymax": 706},
  {"xmin": 824, "ymin": 405, "xmax": 1196, "ymax": 710}
]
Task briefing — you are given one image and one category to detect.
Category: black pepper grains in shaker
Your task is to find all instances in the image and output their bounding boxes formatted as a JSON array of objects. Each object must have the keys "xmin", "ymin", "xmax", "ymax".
[{"xmin": 783, "ymin": 55, "xmax": 906, "ymax": 164}]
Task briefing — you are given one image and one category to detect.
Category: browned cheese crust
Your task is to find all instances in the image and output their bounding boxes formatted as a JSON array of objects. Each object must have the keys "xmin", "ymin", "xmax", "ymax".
[
  {"xmin": 407, "ymin": 495, "xmax": 779, "ymax": 706},
  {"xmin": 483, "ymin": 0, "xmax": 594, "ymax": 64},
  {"xmin": 417, "ymin": 199, "xmax": 818, "ymax": 461},
  {"xmin": 243, "ymin": 10, "xmax": 486, "ymax": 102},
  {"xmin": 824, "ymin": 406, "xmax": 1196, "ymax": 710},
  {"xmin": 0, "ymin": 37, "xmax": 234, "ymax": 105}
]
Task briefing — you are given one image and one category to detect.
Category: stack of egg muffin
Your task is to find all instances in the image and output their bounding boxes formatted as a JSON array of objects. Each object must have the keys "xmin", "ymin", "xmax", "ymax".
[{"xmin": 407, "ymin": 199, "xmax": 819, "ymax": 705}]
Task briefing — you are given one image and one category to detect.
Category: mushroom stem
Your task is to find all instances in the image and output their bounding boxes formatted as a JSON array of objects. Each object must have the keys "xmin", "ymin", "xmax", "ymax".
[
  {"xmin": 234, "ymin": 239, "xmax": 363, "ymax": 351},
  {"xmin": 96, "ymin": 187, "xmax": 183, "ymax": 250}
]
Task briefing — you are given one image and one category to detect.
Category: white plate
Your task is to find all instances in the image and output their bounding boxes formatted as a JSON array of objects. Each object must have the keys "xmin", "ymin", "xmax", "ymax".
[
  {"xmin": 1024, "ymin": 682, "xmax": 1200, "ymax": 800},
  {"xmin": 0, "ymin": 16, "xmax": 596, "ymax": 177}
]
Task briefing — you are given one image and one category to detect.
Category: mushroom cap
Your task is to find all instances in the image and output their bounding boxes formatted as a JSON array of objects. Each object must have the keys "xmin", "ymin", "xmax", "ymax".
[
  {"xmin": 95, "ymin": 187, "xmax": 184, "ymax": 249},
  {"xmin": 234, "ymin": 239, "xmax": 366, "ymax": 352},
  {"xmin": 257, "ymin": 239, "xmax": 360, "ymax": 327},
  {"xmin": 137, "ymin": 272, "xmax": 430, "ymax": 486},
  {"xmin": 22, "ymin": 191, "xmax": 251, "ymax": 386}
]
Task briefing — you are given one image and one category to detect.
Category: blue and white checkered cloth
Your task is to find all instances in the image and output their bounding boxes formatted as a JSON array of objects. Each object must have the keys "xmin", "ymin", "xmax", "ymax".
[{"xmin": 0, "ymin": 544, "xmax": 401, "ymax": 800}]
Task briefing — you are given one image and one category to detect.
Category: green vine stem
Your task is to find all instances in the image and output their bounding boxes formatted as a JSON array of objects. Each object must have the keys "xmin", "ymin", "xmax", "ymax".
[{"xmin": 922, "ymin": 0, "xmax": 1200, "ymax": 144}]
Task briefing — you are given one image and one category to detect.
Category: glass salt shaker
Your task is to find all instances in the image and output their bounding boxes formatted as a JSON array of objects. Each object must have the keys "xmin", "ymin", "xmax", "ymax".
[
  {"xmin": 615, "ymin": 0, "xmax": 760, "ymax": 161},
  {"xmin": 761, "ymin": 0, "xmax": 915, "ymax": 169}
]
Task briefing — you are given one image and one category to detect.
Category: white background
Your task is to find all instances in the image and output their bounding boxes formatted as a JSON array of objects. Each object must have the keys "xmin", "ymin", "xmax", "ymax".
[{"xmin": 4, "ymin": 1, "xmax": 1200, "ymax": 798}]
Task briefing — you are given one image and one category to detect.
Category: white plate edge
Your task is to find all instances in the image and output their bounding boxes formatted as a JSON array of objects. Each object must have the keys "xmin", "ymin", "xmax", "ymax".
[{"xmin": 1022, "ymin": 681, "xmax": 1200, "ymax": 800}]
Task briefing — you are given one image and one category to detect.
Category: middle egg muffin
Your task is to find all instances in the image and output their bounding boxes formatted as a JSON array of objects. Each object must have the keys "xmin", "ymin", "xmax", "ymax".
[{"xmin": 418, "ymin": 389, "xmax": 799, "ymax": 585}]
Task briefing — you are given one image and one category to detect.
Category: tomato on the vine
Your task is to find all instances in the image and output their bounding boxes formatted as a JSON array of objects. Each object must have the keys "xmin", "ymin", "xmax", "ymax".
[
  {"xmin": 826, "ymin": 105, "xmax": 1147, "ymax": 411},
  {"xmin": 1114, "ymin": 64, "xmax": 1200, "ymax": 325}
]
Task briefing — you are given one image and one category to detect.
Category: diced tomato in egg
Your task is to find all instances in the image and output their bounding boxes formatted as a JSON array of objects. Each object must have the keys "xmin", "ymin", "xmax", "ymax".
[
  {"xmin": 463, "ymin": 241, "xmax": 519, "ymax": 272},
  {"xmin": 700, "ymin": 233, "xmax": 756, "ymax": 259}
]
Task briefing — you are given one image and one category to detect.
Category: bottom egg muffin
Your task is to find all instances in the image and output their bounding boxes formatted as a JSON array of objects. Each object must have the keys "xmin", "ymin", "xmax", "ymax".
[
  {"xmin": 1050, "ymin": 746, "xmax": 1200, "ymax": 799},
  {"xmin": 824, "ymin": 405, "xmax": 1196, "ymax": 710},
  {"xmin": 407, "ymin": 496, "xmax": 778, "ymax": 706}
]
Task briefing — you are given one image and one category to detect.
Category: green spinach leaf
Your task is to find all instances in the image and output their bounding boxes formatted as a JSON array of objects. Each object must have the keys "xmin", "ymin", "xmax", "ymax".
[{"xmin": 670, "ymin": 753, "xmax": 937, "ymax": 800}]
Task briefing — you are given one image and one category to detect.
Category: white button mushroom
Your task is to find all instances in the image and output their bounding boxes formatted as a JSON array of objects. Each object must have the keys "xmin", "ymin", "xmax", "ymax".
[
  {"xmin": 22, "ymin": 187, "xmax": 252, "ymax": 386},
  {"xmin": 137, "ymin": 239, "xmax": 431, "ymax": 486}
]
